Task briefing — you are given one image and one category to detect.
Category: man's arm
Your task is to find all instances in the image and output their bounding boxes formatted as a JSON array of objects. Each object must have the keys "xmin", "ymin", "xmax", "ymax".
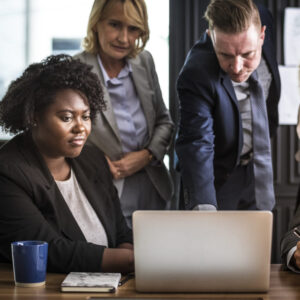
[
  {"xmin": 281, "ymin": 205, "xmax": 300, "ymax": 271},
  {"xmin": 175, "ymin": 65, "xmax": 217, "ymax": 210}
]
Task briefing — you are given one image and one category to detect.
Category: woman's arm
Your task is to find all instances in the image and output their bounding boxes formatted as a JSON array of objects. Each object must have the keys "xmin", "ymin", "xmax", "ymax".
[
  {"xmin": 118, "ymin": 243, "xmax": 133, "ymax": 250},
  {"xmin": 109, "ymin": 149, "xmax": 151, "ymax": 179},
  {"xmin": 101, "ymin": 247, "xmax": 134, "ymax": 273},
  {"xmin": 0, "ymin": 165, "xmax": 106, "ymax": 273},
  {"xmin": 142, "ymin": 51, "xmax": 174, "ymax": 161}
]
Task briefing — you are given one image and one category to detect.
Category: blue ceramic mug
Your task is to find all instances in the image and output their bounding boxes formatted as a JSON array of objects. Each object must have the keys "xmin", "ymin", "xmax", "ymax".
[{"xmin": 11, "ymin": 241, "xmax": 48, "ymax": 287}]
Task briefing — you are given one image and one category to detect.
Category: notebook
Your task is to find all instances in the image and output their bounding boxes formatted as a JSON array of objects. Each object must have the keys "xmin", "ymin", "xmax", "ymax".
[
  {"xmin": 61, "ymin": 272, "xmax": 121, "ymax": 293},
  {"xmin": 133, "ymin": 210, "xmax": 273, "ymax": 292}
]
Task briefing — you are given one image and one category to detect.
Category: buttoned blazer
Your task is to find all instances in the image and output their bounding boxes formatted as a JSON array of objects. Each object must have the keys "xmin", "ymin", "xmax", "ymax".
[
  {"xmin": 74, "ymin": 50, "xmax": 174, "ymax": 202},
  {"xmin": 175, "ymin": 5, "xmax": 281, "ymax": 209},
  {"xmin": 0, "ymin": 133, "xmax": 132, "ymax": 273}
]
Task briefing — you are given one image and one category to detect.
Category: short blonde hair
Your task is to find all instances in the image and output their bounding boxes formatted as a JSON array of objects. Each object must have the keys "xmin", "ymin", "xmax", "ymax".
[{"xmin": 83, "ymin": 0, "xmax": 149, "ymax": 58}]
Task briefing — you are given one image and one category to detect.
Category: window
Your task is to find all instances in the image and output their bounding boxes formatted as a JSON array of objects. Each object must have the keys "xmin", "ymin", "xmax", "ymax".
[{"xmin": 0, "ymin": 0, "xmax": 169, "ymax": 139}]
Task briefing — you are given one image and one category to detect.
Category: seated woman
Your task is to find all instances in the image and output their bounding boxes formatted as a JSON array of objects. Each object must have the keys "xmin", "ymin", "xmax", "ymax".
[{"xmin": 0, "ymin": 54, "xmax": 134, "ymax": 273}]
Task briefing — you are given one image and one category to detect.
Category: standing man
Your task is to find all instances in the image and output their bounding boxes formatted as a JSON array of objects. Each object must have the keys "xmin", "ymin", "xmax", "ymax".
[{"xmin": 176, "ymin": 0, "xmax": 281, "ymax": 211}]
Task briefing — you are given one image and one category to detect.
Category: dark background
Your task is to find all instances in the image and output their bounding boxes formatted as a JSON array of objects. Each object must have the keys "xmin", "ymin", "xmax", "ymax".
[{"xmin": 169, "ymin": 0, "xmax": 300, "ymax": 263}]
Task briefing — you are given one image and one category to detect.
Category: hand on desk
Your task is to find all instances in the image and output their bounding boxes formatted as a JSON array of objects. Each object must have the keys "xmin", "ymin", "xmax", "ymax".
[{"xmin": 101, "ymin": 243, "xmax": 134, "ymax": 274}]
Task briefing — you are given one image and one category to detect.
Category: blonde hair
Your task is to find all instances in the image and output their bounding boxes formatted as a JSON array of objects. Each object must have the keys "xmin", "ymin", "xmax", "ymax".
[{"xmin": 83, "ymin": 0, "xmax": 149, "ymax": 58}]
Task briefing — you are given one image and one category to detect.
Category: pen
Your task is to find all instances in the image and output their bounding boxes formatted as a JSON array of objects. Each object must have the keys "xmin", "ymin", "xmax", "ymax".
[
  {"xmin": 118, "ymin": 273, "xmax": 134, "ymax": 286},
  {"xmin": 293, "ymin": 227, "xmax": 300, "ymax": 238}
]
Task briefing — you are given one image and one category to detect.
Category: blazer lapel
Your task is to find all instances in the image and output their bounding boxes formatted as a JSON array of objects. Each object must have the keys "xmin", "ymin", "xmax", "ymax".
[
  {"xmin": 84, "ymin": 53, "xmax": 121, "ymax": 141},
  {"xmin": 220, "ymin": 72, "xmax": 243, "ymax": 161},
  {"xmin": 20, "ymin": 133, "xmax": 86, "ymax": 242},
  {"xmin": 221, "ymin": 72, "xmax": 239, "ymax": 107},
  {"xmin": 130, "ymin": 57, "xmax": 155, "ymax": 138}
]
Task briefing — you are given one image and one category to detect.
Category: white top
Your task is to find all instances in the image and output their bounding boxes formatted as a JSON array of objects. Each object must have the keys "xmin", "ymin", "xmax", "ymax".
[{"xmin": 56, "ymin": 169, "xmax": 108, "ymax": 247}]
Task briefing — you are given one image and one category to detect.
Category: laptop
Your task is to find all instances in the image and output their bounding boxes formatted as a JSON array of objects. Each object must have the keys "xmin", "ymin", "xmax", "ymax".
[{"xmin": 133, "ymin": 210, "xmax": 273, "ymax": 293}]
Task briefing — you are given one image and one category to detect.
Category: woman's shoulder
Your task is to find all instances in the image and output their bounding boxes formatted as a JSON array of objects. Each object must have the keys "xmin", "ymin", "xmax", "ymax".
[
  {"xmin": 137, "ymin": 49, "xmax": 152, "ymax": 60},
  {"xmin": 0, "ymin": 134, "xmax": 24, "ymax": 162},
  {"xmin": 73, "ymin": 51, "xmax": 98, "ymax": 66},
  {"xmin": 0, "ymin": 133, "xmax": 36, "ymax": 182},
  {"xmin": 130, "ymin": 50, "xmax": 154, "ymax": 67}
]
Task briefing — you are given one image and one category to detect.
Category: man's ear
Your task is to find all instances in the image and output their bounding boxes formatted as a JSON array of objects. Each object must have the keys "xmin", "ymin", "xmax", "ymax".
[
  {"xmin": 260, "ymin": 25, "xmax": 266, "ymax": 43},
  {"xmin": 207, "ymin": 29, "xmax": 211, "ymax": 38}
]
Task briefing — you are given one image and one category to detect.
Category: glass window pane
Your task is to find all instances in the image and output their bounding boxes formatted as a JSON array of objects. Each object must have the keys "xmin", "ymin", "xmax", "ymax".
[{"xmin": 0, "ymin": 0, "xmax": 169, "ymax": 139}]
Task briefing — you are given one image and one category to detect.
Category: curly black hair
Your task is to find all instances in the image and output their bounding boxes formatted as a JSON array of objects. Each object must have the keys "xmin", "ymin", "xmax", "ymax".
[{"xmin": 0, "ymin": 54, "xmax": 106, "ymax": 134}]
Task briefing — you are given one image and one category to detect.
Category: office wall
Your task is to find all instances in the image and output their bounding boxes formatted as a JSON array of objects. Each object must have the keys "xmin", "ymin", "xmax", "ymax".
[{"xmin": 169, "ymin": 0, "xmax": 300, "ymax": 263}]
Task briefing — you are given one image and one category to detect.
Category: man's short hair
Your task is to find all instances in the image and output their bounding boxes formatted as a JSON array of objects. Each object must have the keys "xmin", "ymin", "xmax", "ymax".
[{"xmin": 204, "ymin": 0, "xmax": 261, "ymax": 33}]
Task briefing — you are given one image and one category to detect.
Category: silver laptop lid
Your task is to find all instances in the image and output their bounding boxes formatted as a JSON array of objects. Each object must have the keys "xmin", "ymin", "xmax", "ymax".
[{"xmin": 133, "ymin": 211, "xmax": 272, "ymax": 292}]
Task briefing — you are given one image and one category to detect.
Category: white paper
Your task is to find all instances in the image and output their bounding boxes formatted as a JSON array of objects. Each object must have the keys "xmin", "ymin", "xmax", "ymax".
[
  {"xmin": 278, "ymin": 65, "xmax": 300, "ymax": 124},
  {"xmin": 284, "ymin": 8, "xmax": 300, "ymax": 66}
]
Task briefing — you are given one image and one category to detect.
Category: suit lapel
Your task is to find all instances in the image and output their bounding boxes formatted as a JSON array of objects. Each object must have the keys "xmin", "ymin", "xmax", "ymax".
[
  {"xmin": 220, "ymin": 72, "xmax": 244, "ymax": 161},
  {"xmin": 84, "ymin": 53, "xmax": 121, "ymax": 141},
  {"xmin": 19, "ymin": 133, "xmax": 87, "ymax": 242},
  {"xmin": 221, "ymin": 72, "xmax": 239, "ymax": 107},
  {"xmin": 85, "ymin": 52, "xmax": 155, "ymax": 142},
  {"xmin": 130, "ymin": 57, "xmax": 155, "ymax": 138}
]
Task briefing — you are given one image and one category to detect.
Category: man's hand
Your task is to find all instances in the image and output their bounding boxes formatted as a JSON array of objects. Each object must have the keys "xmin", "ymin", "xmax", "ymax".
[{"xmin": 293, "ymin": 241, "xmax": 300, "ymax": 268}]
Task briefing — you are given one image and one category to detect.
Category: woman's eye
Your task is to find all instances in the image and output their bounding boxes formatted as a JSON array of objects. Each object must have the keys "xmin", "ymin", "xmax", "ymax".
[
  {"xmin": 129, "ymin": 26, "xmax": 140, "ymax": 32},
  {"xmin": 61, "ymin": 116, "xmax": 72, "ymax": 122},
  {"xmin": 82, "ymin": 115, "xmax": 91, "ymax": 121},
  {"xmin": 109, "ymin": 22, "xmax": 119, "ymax": 28}
]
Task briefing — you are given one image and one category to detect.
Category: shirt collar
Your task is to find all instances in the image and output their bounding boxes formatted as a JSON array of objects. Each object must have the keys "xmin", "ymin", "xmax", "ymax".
[{"xmin": 97, "ymin": 54, "xmax": 132, "ymax": 87}]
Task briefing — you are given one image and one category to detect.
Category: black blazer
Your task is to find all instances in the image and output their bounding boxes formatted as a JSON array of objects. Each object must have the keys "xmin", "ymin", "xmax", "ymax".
[
  {"xmin": 0, "ymin": 132, "xmax": 132, "ymax": 273},
  {"xmin": 281, "ymin": 201, "xmax": 300, "ymax": 268}
]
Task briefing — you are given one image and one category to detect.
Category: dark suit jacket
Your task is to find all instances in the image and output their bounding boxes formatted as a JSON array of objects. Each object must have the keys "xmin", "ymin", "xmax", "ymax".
[
  {"xmin": 175, "ymin": 6, "xmax": 281, "ymax": 209},
  {"xmin": 0, "ymin": 133, "xmax": 132, "ymax": 273},
  {"xmin": 281, "ymin": 206, "xmax": 300, "ymax": 269}
]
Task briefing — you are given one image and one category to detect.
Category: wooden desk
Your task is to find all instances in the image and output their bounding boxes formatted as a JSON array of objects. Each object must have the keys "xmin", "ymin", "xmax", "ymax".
[{"xmin": 0, "ymin": 264, "xmax": 300, "ymax": 300}]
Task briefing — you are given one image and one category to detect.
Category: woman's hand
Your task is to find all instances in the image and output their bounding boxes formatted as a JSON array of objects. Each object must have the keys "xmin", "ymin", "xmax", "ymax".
[
  {"xmin": 101, "ymin": 247, "xmax": 134, "ymax": 274},
  {"xmin": 109, "ymin": 150, "xmax": 151, "ymax": 179},
  {"xmin": 105, "ymin": 156, "xmax": 121, "ymax": 180}
]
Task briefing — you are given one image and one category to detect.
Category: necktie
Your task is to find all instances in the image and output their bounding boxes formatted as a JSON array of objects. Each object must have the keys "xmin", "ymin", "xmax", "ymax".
[{"xmin": 249, "ymin": 70, "xmax": 275, "ymax": 210}]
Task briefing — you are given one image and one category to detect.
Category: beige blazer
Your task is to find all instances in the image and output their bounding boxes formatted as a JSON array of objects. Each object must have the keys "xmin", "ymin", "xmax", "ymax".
[{"xmin": 74, "ymin": 50, "xmax": 174, "ymax": 202}]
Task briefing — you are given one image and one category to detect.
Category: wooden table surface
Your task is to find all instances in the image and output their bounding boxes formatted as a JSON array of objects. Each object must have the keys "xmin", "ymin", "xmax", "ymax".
[{"xmin": 0, "ymin": 264, "xmax": 300, "ymax": 300}]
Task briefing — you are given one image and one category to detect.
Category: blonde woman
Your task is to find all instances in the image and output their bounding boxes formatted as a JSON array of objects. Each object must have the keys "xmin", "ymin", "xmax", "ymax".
[{"xmin": 75, "ymin": 0, "xmax": 174, "ymax": 227}]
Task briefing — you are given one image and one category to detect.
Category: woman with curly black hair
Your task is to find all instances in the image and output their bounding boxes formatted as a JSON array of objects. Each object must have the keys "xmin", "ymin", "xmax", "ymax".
[{"xmin": 0, "ymin": 54, "xmax": 134, "ymax": 273}]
